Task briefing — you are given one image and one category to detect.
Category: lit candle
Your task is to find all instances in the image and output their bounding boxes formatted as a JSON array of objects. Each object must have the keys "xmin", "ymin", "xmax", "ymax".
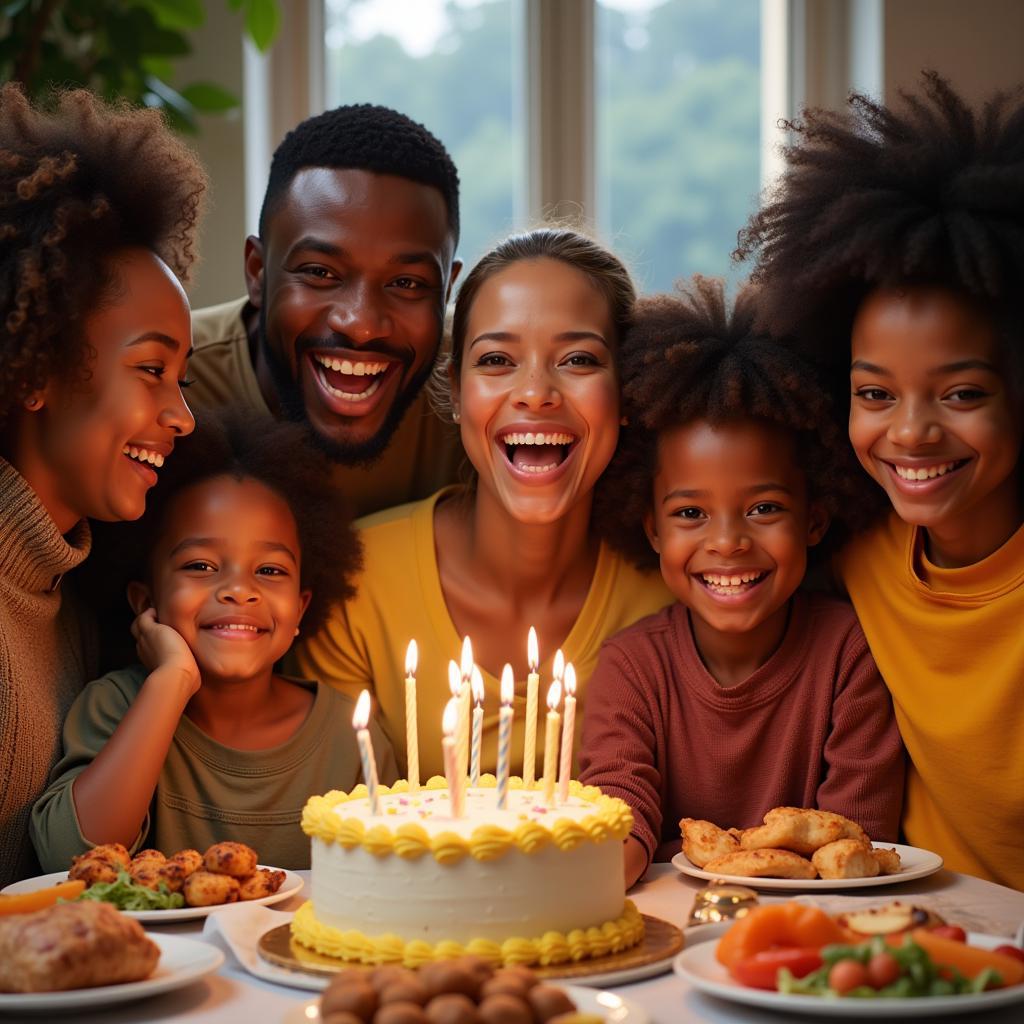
[
  {"xmin": 458, "ymin": 637, "xmax": 473, "ymax": 780},
  {"xmin": 352, "ymin": 690, "xmax": 380, "ymax": 816},
  {"xmin": 442, "ymin": 697, "xmax": 463, "ymax": 818},
  {"xmin": 523, "ymin": 626, "xmax": 540, "ymax": 786},
  {"xmin": 470, "ymin": 665, "xmax": 484, "ymax": 786},
  {"xmin": 553, "ymin": 647, "xmax": 565, "ymax": 685},
  {"xmin": 542, "ymin": 680, "xmax": 562, "ymax": 806},
  {"xmin": 404, "ymin": 639, "xmax": 419, "ymax": 792},
  {"xmin": 558, "ymin": 662, "xmax": 577, "ymax": 803},
  {"xmin": 497, "ymin": 664, "xmax": 514, "ymax": 810},
  {"xmin": 448, "ymin": 659, "xmax": 468, "ymax": 783}
]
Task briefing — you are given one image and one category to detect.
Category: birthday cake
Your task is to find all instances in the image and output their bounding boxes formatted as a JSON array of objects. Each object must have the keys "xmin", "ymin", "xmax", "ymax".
[{"xmin": 291, "ymin": 775, "xmax": 643, "ymax": 967}]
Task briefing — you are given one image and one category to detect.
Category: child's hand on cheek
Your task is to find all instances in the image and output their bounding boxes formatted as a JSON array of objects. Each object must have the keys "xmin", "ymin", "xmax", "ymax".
[{"xmin": 131, "ymin": 608, "xmax": 201, "ymax": 696}]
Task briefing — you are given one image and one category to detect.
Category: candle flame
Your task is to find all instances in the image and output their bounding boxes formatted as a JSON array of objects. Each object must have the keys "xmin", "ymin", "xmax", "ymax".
[
  {"xmin": 563, "ymin": 662, "xmax": 577, "ymax": 697},
  {"xmin": 471, "ymin": 665, "xmax": 484, "ymax": 705},
  {"xmin": 460, "ymin": 635, "xmax": 474, "ymax": 681},
  {"xmin": 442, "ymin": 697, "xmax": 459, "ymax": 737},
  {"xmin": 500, "ymin": 664, "xmax": 514, "ymax": 705},
  {"xmin": 527, "ymin": 626, "xmax": 539, "ymax": 671},
  {"xmin": 546, "ymin": 680, "xmax": 562, "ymax": 710},
  {"xmin": 405, "ymin": 638, "xmax": 418, "ymax": 676},
  {"xmin": 352, "ymin": 689, "xmax": 371, "ymax": 729},
  {"xmin": 447, "ymin": 659, "xmax": 461, "ymax": 697},
  {"xmin": 553, "ymin": 648, "xmax": 565, "ymax": 682}
]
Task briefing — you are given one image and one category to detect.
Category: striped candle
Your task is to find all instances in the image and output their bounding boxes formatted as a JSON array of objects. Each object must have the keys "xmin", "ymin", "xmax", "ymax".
[
  {"xmin": 470, "ymin": 666, "xmax": 484, "ymax": 786},
  {"xmin": 352, "ymin": 690, "xmax": 379, "ymax": 815},
  {"xmin": 496, "ymin": 664, "xmax": 514, "ymax": 809}
]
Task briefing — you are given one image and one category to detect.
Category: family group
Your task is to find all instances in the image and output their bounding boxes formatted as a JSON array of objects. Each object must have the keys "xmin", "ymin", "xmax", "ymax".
[{"xmin": 1, "ymin": 71, "xmax": 1021, "ymax": 895}]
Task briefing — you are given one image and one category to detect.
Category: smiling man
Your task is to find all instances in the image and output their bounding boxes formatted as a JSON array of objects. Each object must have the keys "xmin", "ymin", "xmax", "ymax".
[{"xmin": 187, "ymin": 105, "xmax": 463, "ymax": 515}]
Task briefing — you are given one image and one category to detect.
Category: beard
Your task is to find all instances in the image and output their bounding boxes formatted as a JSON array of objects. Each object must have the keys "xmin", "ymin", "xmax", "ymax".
[{"xmin": 257, "ymin": 301, "xmax": 437, "ymax": 467}]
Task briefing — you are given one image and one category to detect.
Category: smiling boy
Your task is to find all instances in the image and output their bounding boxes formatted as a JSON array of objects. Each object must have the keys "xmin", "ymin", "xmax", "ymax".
[
  {"xmin": 188, "ymin": 105, "xmax": 463, "ymax": 516},
  {"xmin": 581, "ymin": 281, "xmax": 904, "ymax": 886}
]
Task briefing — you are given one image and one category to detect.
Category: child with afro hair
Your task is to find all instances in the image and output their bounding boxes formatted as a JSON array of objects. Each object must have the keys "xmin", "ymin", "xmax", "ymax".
[
  {"xmin": 737, "ymin": 73, "xmax": 1024, "ymax": 890},
  {"xmin": 580, "ymin": 278, "xmax": 904, "ymax": 887},
  {"xmin": 33, "ymin": 412, "xmax": 396, "ymax": 871}
]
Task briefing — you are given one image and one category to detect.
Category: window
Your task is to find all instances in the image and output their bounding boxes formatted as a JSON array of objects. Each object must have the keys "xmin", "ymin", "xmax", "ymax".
[
  {"xmin": 596, "ymin": 0, "xmax": 762, "ymax": 292},
  {"xmin": 323, "ymin": 0, "xmax": 525, "ymax": 270},
  {"xmin": 317, "ymin": 1, "xmax": 767, "ymax": 290}
]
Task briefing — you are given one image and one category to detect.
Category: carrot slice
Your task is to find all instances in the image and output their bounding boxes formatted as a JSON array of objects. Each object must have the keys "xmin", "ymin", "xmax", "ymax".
[
  {"xmin": 908, "ymin": 928, "xmax": 1024, "ymax": 987},
  {"xmin": 0, "ymin": 879, "xmax": 86, "ymax": 915},
  {"xmin": 717, "ymin": 902, "xmax": 847, "ymax": 968}
]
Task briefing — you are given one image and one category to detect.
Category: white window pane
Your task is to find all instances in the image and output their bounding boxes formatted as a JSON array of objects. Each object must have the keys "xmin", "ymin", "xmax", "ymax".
[
  {"xmin": 324, "ymin": 0, "xmax": 524, "ymax": 269},
  {"xmin": 596, "ymin": 0, "xmax": 762, "ymax": 293}
]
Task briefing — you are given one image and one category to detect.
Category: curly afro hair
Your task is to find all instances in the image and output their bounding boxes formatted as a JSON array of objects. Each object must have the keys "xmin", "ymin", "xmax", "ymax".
[
  {"xmin": 594, "ymin": 277, "xmax": 880, "ymax": 569},
  {"xmin": 90, "ymin": 410, "xmax": 361, "ymax": 641},
  {"xmin": 0, "ymin": 85, "xmax": 207, "ymax": 426},
  {"xmin": 259, "ymin": 103, "xmax": 460, "ymax": 245},
  {"xmin": 735, "ymin": 71, "xmax": 1024, "ymax": 401}
]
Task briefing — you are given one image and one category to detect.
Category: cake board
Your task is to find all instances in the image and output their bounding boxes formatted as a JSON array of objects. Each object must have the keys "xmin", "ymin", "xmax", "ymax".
[{"xmin": 258, "ymin": 913, "xmax": 683, "ymax": 986}]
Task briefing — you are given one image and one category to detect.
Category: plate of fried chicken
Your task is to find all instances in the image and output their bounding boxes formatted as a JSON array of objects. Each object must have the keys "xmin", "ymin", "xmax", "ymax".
[
  {"xmin": 2, "ymin": 841, "xmax": 302, "ymax": 921},
  {"xmin": 673, "ymin": 807, "xmax": 943, "ymax": 890}
]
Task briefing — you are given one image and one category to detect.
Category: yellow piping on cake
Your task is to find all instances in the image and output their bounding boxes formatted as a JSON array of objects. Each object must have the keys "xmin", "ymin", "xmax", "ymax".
[
  {"xmin": 290, "ymin": 899, "xmax": 644, "ymax": 968},
  {"xmin": 301, "ymin": 776, "xmax": 633, "ymax": 864}
]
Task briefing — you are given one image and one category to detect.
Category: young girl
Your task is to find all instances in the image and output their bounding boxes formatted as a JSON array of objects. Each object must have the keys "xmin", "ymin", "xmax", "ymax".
[
  {"xmin": 32, "ymin": 413, "xmax": 394, "ymax": 870},
  {"xmin": 737, "ymin": 74, "xmax": 1024, "ymax": 890},
  {"xmin": 294, "ymin": 228, "xmax": 671, "ymax": 780},
  {"xmin": 580, "ymin": 279, "xmax": 904, "ymax": 887},
  {"xmin": 0, "ymin": 86, "xmax": 205, "ymax": 885}
]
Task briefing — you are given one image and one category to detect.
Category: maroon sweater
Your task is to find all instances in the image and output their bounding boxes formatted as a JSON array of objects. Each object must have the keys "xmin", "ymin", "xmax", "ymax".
[{"xmin": 579, "ymin": 593, "xmax": 905, "ymax": 871}]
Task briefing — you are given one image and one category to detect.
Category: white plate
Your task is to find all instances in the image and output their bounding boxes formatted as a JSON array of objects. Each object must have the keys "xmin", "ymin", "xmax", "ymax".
[
  {"xmin": 672, "ymin": 842, "xmax": 943, "ymax": 891},
  {"xmin": 673, "ymin": 930, "xmax": 1024, "ymax": 1018},
  {"xmin": 1, "ymin": 867, "xmax": 303, "ymax": 922},
  {"xmin": 284, "ymin": 983, "xmax": 648, "ymax": 1023},
  {"xmin": 0, "ymin": 933, "xmax": 223, "ymax": 1014}
]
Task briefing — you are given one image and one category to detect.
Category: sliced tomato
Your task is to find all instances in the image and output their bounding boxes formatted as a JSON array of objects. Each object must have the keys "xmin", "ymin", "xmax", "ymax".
[{"xmin": 732, "ymin": 947, "xmax": 824, "ymax": 989}]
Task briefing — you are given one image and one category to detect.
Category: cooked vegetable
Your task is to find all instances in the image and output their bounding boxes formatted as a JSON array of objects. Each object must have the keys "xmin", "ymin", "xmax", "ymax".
[
  {"xmin": 75, "ymin": 870, "xmax": 184, "ymax": 911},
  {"xmin": 0, "ymin": 879, "xmax": 86, "ymax": 915},
  {"xmin": 716, "ymin": 903, "xmax": 846, "ymax": 970},
  {"xmin": 778, "ymin": 935, "xmax": 1009, "ymax": 998},
  {"xmin": 909, "ymin": 928, "xmax": 1024, "ymax": 986},
  {"xmin": 732, "ymin": 948, "xmax": 823, "ymax": 989}
]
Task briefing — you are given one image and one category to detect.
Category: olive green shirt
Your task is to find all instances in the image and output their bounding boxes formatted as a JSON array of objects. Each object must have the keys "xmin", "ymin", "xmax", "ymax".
[
  {"xmin": 188, "ymin": 299, "xmax": 465, "ymax": 518},
  {"xmin": 31, "ymin": 665, "xmax": 398, "ymax": 871}
]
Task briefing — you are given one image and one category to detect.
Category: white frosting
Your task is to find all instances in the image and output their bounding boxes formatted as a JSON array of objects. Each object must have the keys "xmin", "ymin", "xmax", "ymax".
[
  {"xmin": 332, "ymin": 786, "xmax": 600, "ymax": 835},
  {"xmin": 311, "ymin": 787, "xmax": 626, "ymax": 945}
]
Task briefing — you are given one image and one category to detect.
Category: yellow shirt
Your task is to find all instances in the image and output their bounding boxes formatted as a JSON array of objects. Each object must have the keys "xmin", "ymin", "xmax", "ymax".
[
  {"xmin": 293, "ymin": 488, "xmax": 673, "ymax": 781},
  {"xmin": 188, "ymin": 299, "xmax": 465, "ymax": 518},
  {"xmin": 835, "ymin": 513, "xmax": 1024, "ymax": 890}
]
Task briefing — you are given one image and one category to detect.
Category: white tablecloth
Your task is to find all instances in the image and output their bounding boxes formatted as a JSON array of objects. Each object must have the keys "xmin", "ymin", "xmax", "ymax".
[{"xmin": 6, "ymin": 863, "xmax": 1024, "ymax": 1023}]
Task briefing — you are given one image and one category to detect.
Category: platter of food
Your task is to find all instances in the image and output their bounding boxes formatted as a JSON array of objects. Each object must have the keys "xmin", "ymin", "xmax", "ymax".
[
  {"xmin": 673, "ymin": 842, "xmax": 943, "ymax": 890},
  {"xmin": 674, "ymin": 808, "xmax": 942, "ymax": 889},
  {"xmin": 0, "ymin": 902, "xmax": 224, "ymax": 1013},
  {"xmin": 283, "ymin": 960, "xmax": 649, "ymax": 1023},
  {"xmin": 1, "ymin": 840, "xmax": 302, "ymax": 922},
  {"xmin": 674, "ymin": 904, "xmax": 1024, "ymax": 1018}
]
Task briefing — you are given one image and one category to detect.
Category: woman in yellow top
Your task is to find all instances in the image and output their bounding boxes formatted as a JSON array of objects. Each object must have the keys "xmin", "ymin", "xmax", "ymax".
[
  {"xmin": 295, "ymin": 228, "xmax": 671, "ymax": 780},
  {"xmin": 737, "ymin": 75, "xmax": 1024, "ymax": 890}
]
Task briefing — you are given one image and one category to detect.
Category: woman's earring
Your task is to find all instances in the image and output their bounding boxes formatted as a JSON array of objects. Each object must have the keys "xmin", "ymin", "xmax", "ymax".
[
  {"xmin": 24, "ymin": 395, "xmax": 42, "ymax": 411},
  {"xmin": 452, "ymin": 409, "xmax": 461, "ymax": 423}
]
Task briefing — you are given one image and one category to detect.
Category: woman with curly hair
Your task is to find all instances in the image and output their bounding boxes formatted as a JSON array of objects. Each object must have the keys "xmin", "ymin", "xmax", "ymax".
[
  {"xmin": 580, "ymin": 279, "xmax": 904, "ymax": 886},
  {"xmin": 294, "ymin": 228, "xmax": 672, "ymax": 780},
  {"xmin": 0, "ymin": 85, "xmax": 206, "ymax": 884},
  {"xmin": 737, "ymin": 73, "xmax": 1024, "ymax": 889},
  {"xmin": 32, "ymin": 412, "xmax": 388, "ymax": 870}
]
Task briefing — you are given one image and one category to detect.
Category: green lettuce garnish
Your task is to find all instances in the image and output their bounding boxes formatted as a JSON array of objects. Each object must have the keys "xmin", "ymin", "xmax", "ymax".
[{"xmin": 75, "ymin": 869, "xmax": 184, "ymax": 911}]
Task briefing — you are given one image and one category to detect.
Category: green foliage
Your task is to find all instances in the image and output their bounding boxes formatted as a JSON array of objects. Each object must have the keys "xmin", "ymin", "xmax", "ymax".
[{"xmin": 0, "ymin": 0, "xmax": 282, "ymax": 134}]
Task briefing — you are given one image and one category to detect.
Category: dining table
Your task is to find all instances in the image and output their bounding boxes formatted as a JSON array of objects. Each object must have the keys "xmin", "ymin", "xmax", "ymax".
[{"xmin": 5, "ymin": 862, "xmax": 1024, "ymax": 1024}]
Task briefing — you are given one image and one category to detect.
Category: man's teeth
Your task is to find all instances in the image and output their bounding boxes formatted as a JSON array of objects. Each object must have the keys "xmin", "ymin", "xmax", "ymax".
[
  {"xmin": 313, "ymin": 354, "xmax": 389, "ymax": 377},
  {"xmin": 500, "ymin": 432, "xmax": 576, "ymax": 445},
  {"xmin": 122, "ymin": 446, "xmax": 164, "ymax": 468},
  {"xmin": 208, "ymin": 623, "xmax": 261, "ymax": 632},
  {"xmin": 894, "ymin": 461, "xmax": 959, "ymax": 481},
  {"xmin": 702, "ymin": 571, "xmax": 764, "ymax": 587}
]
